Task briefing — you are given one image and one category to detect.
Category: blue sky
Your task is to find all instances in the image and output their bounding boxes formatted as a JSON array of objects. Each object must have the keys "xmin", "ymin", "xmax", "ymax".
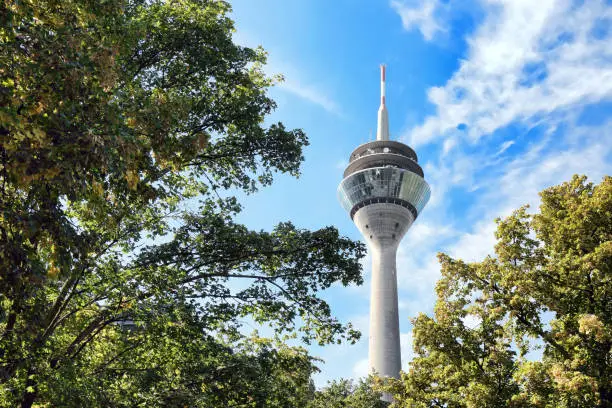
[{"xmin": 227, "ymin": 0, "xmax": 612, "ymax": 385}]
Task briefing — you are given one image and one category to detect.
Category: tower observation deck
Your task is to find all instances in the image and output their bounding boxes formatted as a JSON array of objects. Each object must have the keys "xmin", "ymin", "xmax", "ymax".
[{"xmin": 337, "ymin": 66, "xmax": 430, "ymax": 385}]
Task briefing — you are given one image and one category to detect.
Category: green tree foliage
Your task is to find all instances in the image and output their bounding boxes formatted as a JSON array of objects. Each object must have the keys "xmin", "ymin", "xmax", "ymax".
[
  {"xmin": 308, "ymin": 377, "xmax": 389, "ymax": 408},
  {"xmin": 385, "ymin": 175, "xmax": 611, "ymax": 408},
  {"xmin": 0, "ymin": 0, "xmax": 365, "ymax": 406}
]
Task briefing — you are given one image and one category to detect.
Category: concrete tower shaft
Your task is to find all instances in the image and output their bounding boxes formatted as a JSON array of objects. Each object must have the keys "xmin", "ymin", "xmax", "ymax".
[
  {"xmin": 353, "ymin": 202, "xmax": 412, "ymax": 378},
  {"xmin": 337, "ymin": 66, "xmax": 430, "ymax": 383}
]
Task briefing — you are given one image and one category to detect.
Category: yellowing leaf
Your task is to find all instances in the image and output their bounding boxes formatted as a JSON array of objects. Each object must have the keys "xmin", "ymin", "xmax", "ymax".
[
  {"xmin": 125, "ymin": 170, "xmax": 139, "ymax": 190},
  {"xmin": 47, "ymin": 264, "xmax": 60, "ymax": 279},
  {"xmin": 92, "ymin": 180, "xmax": 104, "ymax": 196},
  {"xmin": 196, "ymin": 132, "xmax": 209, "ymax": 149}
]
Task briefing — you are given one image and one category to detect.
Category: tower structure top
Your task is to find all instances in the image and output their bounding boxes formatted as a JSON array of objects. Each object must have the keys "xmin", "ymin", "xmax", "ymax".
[
  {"xmin": 377, "ymin": 65, "xmax": 390, "ymax": 141},
  {"xmin": 337, "ymin": 65, "xmax": 431, "ymax": 392}
]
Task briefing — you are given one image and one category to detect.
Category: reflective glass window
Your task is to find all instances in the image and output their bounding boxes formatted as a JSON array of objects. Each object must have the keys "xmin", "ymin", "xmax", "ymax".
[{"xmin": 338, "ymin": 168, "xmax": 430, "ymax": 215}]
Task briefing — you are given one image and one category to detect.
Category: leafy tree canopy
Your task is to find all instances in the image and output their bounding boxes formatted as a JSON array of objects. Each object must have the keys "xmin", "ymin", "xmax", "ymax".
[
  {"xmin": 0, "ymin": 0, "xmax": 365, "ymax": 406},
  {"xmin": 308, "ymin": 377, "xmax": 389, "ymax": 408},
  {"xmin": 384, "ymin": 175, "xmax": 611, "ymax": 408}
]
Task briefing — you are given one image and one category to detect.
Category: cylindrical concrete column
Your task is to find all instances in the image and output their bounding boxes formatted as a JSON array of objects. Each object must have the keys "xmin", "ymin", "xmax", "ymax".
[{"xmin": 368, "ymin": 243, "xmax": 401, "ymax": 379}]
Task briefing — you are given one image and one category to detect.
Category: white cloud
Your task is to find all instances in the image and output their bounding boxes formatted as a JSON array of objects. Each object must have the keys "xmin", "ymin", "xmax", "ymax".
[
  {"xmin": 400, "ymin": 332, "xmax": 416, "ymax": 368},
  {"xmin": 442, "ymin": 137, "xmax": 458, "ymax": 155},
  {"xmin": 311, "ymin": 310, "xmax": 370, "ymax": 385},
  {"xmin": 277, "ymin": 78, "xmax": 342, "ymax": 115},
  {"xmin": 349, "ymin": 312, "xmax": 371, "ymax": 333},
  {"xmin": 496, "ymin": 140, "xmax": 515, "ymax": 155},
  {"xmin": 448, "ymin": 220, "xmax": 497, "ymax": 262},
  {"xmin": 232, "ymin": 29, "xmax": 341, "ymax": 115},
  {"xmin": 396, "ymin": 250, "xmax": 441, "ymax": 293},
  {"xmin": 462, "ymin": 314, "xmax": 482, "ymax": 329},
  {"xmin": 407, "ymin": 220, "xmax": 455, "ymax": 242},
  {"xmin": 404, "ymin": 0, "xmax": 612, "ymax": 147},
  {"xmin": 391, "ymin": 0, "xmax": 445, "ymax": 41},
  {"xmin": 335, "ymin": 159, "xmax": 348, "ymax": 171},
  {"xmin": 353, "ymin": 358, "xmax": 370, "ymax": 378}
]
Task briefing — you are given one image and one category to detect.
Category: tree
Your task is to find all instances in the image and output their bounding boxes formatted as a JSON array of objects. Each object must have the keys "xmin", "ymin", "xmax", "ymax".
[
  {"xmin": 385, "ymin": 175, "xmax": 611, "ymax": 408},
  {"xmin": 308, "ymin": 377, "xmax": 389, "ymax": 408},
  {"xmin": 43, "ymin": 332, "xmax": 319, "ymax": 407},
  {"xmin": 0, "ymin": 0, "xmax": 365, "ymax": 406}
]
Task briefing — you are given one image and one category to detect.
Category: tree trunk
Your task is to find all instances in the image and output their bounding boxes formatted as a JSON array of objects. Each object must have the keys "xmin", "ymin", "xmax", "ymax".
[
  {"xmin": 600, "ymin": 384, "xmax": 611, "ymax": 408},
  {"xmin": 20, "ymin": 369, "xmax": 37, "ymax": 408}
]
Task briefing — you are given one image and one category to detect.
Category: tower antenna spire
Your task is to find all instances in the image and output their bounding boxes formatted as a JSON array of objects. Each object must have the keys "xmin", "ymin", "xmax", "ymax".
[
  {"xmin": 380, "ymin": 64, "xmax": 386, "ymax": 105},
  {"xmin": 376, "ymin": 64, "xmax": 390, "ymax": 141}
]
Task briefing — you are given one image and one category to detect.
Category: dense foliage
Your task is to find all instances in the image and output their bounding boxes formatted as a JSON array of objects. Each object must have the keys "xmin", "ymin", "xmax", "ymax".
[
  {"xmin": 385, "ymin": 175, "xmax": 611, "ymax": 408},
  {"xmin": 0, "ymin": 0, "xmax": 365, "ymax": 406},
  {"xmin": 307, "ymin": 377, "xmax": 388, "ymax": 408}
]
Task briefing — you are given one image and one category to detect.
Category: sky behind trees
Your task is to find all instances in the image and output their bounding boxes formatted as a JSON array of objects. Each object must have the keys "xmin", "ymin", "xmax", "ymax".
[{"xmin": 228, "ymin": 0, "xmax": 612, "ymax": 385}]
